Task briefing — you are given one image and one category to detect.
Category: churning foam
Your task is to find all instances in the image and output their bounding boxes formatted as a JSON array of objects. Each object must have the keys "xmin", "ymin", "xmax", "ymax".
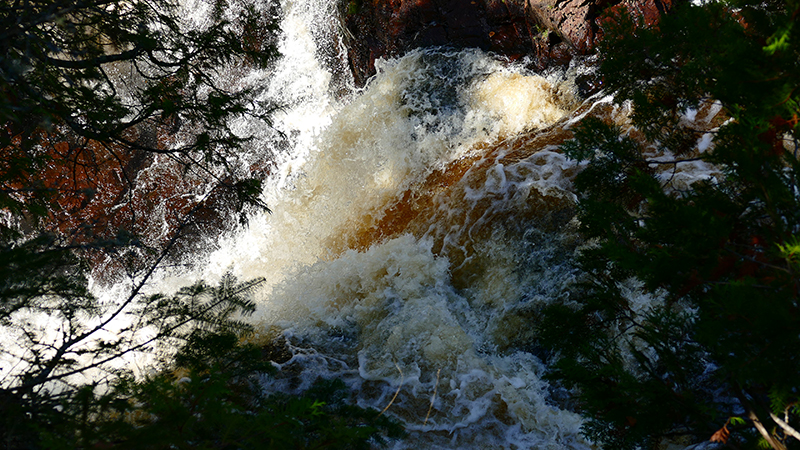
[
  {"xmin": 262, "ymin": 235, "xmax": 587, "ymax": 449},
  {"xmin": 151, "ymin": 1, "xmax": 590, "ymax": 446},
  {"xmin": 192, "ymin": 47, "xmax": 588, "ymax": 447},
  {"xmin": 79, "ymin": 1, "xmax": 730, "ymax": 446},
  {"xmin": 200, "ymin": 49, "xmax": 576, "ymax": 289}
]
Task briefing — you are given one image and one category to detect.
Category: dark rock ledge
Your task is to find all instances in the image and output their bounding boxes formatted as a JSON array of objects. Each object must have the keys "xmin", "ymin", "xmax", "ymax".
[{"xmin": 340, "ymin": 0, "xmax": 676, "ymax": 86}]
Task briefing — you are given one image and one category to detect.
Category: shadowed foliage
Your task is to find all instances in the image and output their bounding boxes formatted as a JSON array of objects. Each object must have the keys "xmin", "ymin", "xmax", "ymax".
[
  {"xmin": 0, "ymin": 1, "xmax": 404, "ymax": 448},
  {"xmin": 538, "ymin": 0, "xmax": 800, "ymax": 449}
]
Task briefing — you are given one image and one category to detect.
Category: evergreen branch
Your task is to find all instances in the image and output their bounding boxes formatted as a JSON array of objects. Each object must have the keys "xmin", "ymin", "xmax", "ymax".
[
  {"xmin": 42, "ymin": 48, "xmax": 146, "ymax": 70},
  {"xmin": 645, "ymin": 157, "xmax": 706, "ymax": 165},
  {"xmin": 0, "ymin": 0, "xmax": 119, "ymax": 42},
  {"xmin": 11, "ymin": 190, "xmax": 227, "ymax": 393}
]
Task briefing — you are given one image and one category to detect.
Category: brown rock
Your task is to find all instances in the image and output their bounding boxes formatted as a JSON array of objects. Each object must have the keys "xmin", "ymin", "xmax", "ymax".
[
  {"xmin": 528, "ymin": 0, "xmax": 596, "ymax": 53},
  {"xmin": 342, "ymin": 0, "xmax": 678, "ymax": 85},
  {"xmin": 343, "ymin": 0, "xmax": 541, "ymax": 85},
  {"xmin": 596, "ymin": 0, "xmax": 675, "ymax": 42}
]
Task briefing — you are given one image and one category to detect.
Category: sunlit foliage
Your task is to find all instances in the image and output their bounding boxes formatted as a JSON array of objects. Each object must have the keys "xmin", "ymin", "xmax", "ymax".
[{"xmin": 539, "ymin": 0, "xmax": 800, "ymax": 449}]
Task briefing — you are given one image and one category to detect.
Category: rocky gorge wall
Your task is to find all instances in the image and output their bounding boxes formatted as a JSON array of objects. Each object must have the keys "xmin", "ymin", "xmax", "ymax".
[{"xmin": 341, "ymin": 0, "xmax": 677, "ymax": 85}]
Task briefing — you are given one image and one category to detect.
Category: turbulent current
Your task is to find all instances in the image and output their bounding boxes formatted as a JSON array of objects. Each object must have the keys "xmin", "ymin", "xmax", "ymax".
[
  {"xmin": 160, "ymin": 0, "xmax": 592, "ymax": 448},
  {"xmin": 0, "ymin": 0, "xmax": 735, "ymax": 447},
  {"xmin": 137, "ymin": 0, "xmax": 720, "ymax": 448}
]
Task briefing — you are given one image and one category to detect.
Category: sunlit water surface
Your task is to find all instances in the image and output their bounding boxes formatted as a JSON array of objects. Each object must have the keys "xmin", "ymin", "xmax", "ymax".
[{"xmin": 47, "ymin": 0, "xmax": 724, "ymax": 448}]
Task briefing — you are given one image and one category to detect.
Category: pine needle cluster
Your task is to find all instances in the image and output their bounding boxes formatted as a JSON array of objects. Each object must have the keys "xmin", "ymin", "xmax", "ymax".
[{"xmin": 538, "ymin": 1, "xmax": 800, "ymax": 449}]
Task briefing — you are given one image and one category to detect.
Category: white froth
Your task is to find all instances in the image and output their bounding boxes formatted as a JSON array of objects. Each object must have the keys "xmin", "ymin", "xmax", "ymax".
[
  {"xmin": 111, "ymin": 2, "xmax": 593, "ymax": 446},
  {"xmin": 470, "ymin": 72, "xmax": 571, "ymax": 136},
  {"xmin": 263, "ymin": 235, "xmax": 587, "ymax": 448}
]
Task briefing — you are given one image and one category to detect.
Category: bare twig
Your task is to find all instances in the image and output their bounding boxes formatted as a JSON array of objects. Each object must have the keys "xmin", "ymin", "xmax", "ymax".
[
  {"xmin": 770, "ymin": 412, "xmax": 800, "ymax": 442},
  {"xmin": 424, "ymin": 368, "xmax": 441, "ymax": 426},
  {"xmin": 747, "ymin": 408, "xmax": 787, "ymax": 450},
  {"xmin": 378, "ymin": 363, "xmax": 404, "ymax": 417}
]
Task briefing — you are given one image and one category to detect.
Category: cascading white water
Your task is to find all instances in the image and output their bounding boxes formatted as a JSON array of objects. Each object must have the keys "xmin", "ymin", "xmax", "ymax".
[
  {"xmin": 0, "ymin": 2, "xmax": 732, "ymax": 447},
  {"xmin": 152, "ymin": 0, "xmax": 597, "ymax": 448}
]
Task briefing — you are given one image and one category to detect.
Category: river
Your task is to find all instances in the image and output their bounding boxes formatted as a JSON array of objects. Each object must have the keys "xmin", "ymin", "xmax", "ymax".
[{"xmin": 147, "ymin": 0, "xmax": 647, "ymax": 448}]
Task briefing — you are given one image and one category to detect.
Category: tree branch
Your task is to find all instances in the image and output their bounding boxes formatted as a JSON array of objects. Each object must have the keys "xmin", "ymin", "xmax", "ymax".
[
  {"xmin": 43, "ymin": 48, "xmax": 146, "ymax": 70},
  {"xmin": 770, "ymin": 412, "xmax": 800, "ymax": 442},
  {"xmin": 747, "ymin": 408, "xmax": 787, "ymax": 450}
]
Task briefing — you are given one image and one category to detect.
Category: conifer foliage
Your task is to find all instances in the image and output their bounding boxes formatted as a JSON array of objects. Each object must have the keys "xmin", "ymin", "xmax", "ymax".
[
  {"xmin": 539, "ymin": 0, "xmax": 800, "ymax": 449},
  {"xmin": 0, "ymin": 1, "xmax": 402, "ymax": 448},
  {"xmin": 1, "ymin": 0, "xmax": 277, "ymax": 244}
]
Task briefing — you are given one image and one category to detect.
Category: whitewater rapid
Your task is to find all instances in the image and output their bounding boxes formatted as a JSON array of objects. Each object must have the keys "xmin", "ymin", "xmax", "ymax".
[
  {"xmin": 0, "ymin": 2, "xmax": 732, "ymax": 447},
  {"xmin": 151, "ymin": 0, "xmax": 599, "ymax": 448}
]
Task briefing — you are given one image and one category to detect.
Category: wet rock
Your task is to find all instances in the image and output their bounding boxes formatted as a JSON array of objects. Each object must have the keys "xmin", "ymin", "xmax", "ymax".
[
  {"xmin": 681, "ymin": 443, "xmax": 725, "ymax": 450},
  {"xmin": 341, "ymin": 0, "xmax": 677, "ymax": 85},
  {"xmin": 528, "ymin": 0, "xmax": 595, "ymax": 54},
  {"xmin": 342, "ymin": 0, "xmax": 540, "ymax": 85},
  {"xmin": 595, "ymin": 0, "xmax": 676, "ymax": 42},
  {"xmin": 527, "ymin": 0, "xmax": 676, "ymax": 53},
  {"xmin": 527, "ymin": 0, "xmax": 675, "ymax": 52}
]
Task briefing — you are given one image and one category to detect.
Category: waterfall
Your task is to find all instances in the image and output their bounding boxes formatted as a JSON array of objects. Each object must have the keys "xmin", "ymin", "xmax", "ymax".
[
  {"xmin": 0, "ymin": 1, "xmax": 739, "ymax": 447},
  {"xmin": 147, "ymin": 0, "xmax": 603, "ymax": 447}
]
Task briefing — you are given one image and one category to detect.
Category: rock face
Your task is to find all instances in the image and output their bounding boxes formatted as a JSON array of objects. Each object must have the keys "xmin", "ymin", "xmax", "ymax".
[
  {"xmin": 343, "ymin": 0, "xmax": 540, "ymax": 85},
  {"xmin": 341, "ymin": 0, "xmax": 676, "ymax": 85},
  {"xmin": 527, "ymin": 0, "xmax": 676, "ymax": 55}
]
